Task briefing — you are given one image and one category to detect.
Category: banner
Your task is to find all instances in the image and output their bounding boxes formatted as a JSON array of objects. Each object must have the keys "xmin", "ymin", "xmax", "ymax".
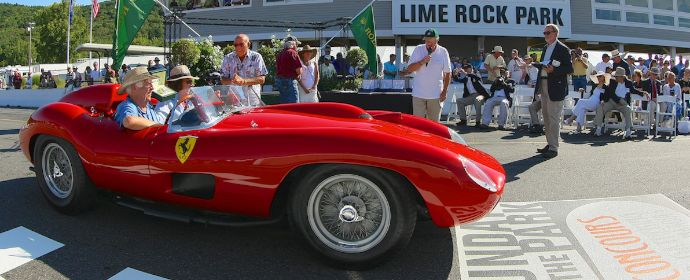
[
  {"xmin": 93, "ymin": 0, "xmax": 100, "ymax": 19},
  {"xmin": 112, "ymin": 0, "xmax": 156, "ymax": 70},
  {"xmin": 350, "ymin": 4, "xmax": 378, "ymax": 76},
  {"xmin": 392, "ymin": 0, "xmax": 572, "ymax": 37}
]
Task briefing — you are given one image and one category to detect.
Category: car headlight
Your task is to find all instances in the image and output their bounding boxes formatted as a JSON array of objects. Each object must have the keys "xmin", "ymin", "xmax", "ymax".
[
  {"xmin": 448, "ymin": 128, "xmax": 468, "ymax": 145},
  {"xmin": 459, "ymin": 156, "xmax": 498, "ymax": 192}
]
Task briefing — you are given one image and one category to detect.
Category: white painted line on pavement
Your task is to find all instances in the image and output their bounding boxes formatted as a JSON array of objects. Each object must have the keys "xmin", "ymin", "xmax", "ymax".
[
  {"xmin": 0, "ymin": 226, "xmax": 64, "ymax": 274},
  {"xmin": 108, "ymin": 268, "xmax": 168, "ymax": 280}
]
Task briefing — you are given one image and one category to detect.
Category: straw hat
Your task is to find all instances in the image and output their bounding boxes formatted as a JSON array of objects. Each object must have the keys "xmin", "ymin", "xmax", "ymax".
[
  {"xmin": 492, "ymin": 46, "xmax": 504, "ymax": 53},
  {"xmin": 167, "ymin": 65, "xmax": 199, "ymax": 82},
  {"xmin": 611, "ymin": 50, "xmax": 623, "ymax": 58},
  {"xmin": 118, "ymin": 66, "xmax": 156, "ymax": 94},
  {"xmin": 612, "ymin": 67, "xmax": 627, "ymax": 77},
  {"xmin": 298, "ymin": 45, "xmax": 318, "ymax": 57},
  {"xmin": 589, "ymin": 71, "xmax": 611, "ymax": 86}
]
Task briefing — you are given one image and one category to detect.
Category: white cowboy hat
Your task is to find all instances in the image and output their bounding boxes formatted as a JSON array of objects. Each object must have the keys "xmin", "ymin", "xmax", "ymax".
[
  {"xmin": 589, "ymin": 71, "xmax": 611, "ymax": 86},
  {"xmin": 492, "ymin": 46, "xmax": 504, "ymax": 53},
  {"xmin": 611, "ymin": 50, "xmax": 624, "ymax": 58}
]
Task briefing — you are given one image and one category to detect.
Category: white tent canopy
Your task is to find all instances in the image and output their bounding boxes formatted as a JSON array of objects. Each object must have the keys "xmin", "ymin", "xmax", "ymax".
[{"xmin": 75, "ymin": 43, "xmax": 165, "ymax": 55}]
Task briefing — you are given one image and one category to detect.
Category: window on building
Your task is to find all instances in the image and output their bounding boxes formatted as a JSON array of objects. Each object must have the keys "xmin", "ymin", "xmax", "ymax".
[
  {"xmin": 652, "ymin": 0, "xmax": 674, "ymax": 10},
  {"xmin": 625, "ymin": 0, "xmax": 648, "ymax": 7},
  {"xmin": 680, "ymin": 17, "xmax": 690, "ymax": 27},
  {"xmin": 653, "ymin": 14, "xmax": 675, "ymax": 25},
  {"xmin": 596, "ymin": 9, "xmax": 622, "ymax": 20},
  {"xmin": 221, "ymin": 0, "xmax": 251, "ymax": 6},
  {"xmin": 626, "ymin": 12, "xmax": 650, "ymax": 23},
  {"xmin": 679, "ymin": 0, "xmax": 690, "ymax": 13},
  {"xmin": 595, "ymin": 0, "xmax": 620, "ymax": 3}
]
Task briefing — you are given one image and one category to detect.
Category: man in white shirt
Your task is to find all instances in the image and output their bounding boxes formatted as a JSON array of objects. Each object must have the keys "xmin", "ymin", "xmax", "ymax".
[
  {"xmin": 595, "ymin": 53, "xmax": 613, "ymax": 74},
  {"xmin": 484, "ymin": 46, "xmax": 506, "ymax": 83},
  {"xmin": 507, "ymin": 49, "xmax": 525, "ymax": 84},
  {"xmin": 405, "ymin": 28, "xmax": 452, "ymax": 122},
  {"xmin": 90, "ymin": 62, "xmax": 102, "ymax": 84}
]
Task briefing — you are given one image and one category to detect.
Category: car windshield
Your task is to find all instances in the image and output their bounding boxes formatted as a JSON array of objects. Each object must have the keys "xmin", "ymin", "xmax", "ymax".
[{"xmin": 167, "ymin": 85, "xmax": 264, "ymax": 133}]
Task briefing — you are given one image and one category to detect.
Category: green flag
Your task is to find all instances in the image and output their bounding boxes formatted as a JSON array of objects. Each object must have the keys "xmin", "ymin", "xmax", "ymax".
[
  {"xmin": 112, "ymin": 0, "xmax": 155, "ymax": 70},
  {"xmin": 350, "ymin": 4, "xmax": 377, "ymax": 75}
]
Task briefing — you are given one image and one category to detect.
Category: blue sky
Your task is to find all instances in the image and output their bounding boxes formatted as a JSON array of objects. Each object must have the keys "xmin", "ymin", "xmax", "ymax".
[{"xmin": 0, "ymin": 0, "xmax": 95, "ymax": 6}]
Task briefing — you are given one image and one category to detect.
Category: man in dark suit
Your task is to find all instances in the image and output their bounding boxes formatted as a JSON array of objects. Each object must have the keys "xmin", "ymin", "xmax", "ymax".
[
  {"xmin": 640, "ymin": 67, "xmax": 662, "ymax": 122},
  {"xmin": 456, "ymin": 64, "xmax": 490, "ymax": 126},
  {"xmin": 534, "ymin": 24, "xmax": 574, "ymax": 158}
]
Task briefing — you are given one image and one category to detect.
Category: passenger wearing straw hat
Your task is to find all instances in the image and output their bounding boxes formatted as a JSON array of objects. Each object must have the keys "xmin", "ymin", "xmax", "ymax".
[
  {"xmin": 563, "ymin": 71, "xmax": 610, "ymax": 132},
  {"xmin": 593, "ymin": 67, "xmax": 646, "ymax": 138},
  {"xmin": 297, "ymin": 45, "xmax": 320, "ymax": 103},
  {"xmin": 114, "ymin": 67, "xmax": 164, "ymax": 130},
  {"xmin": 154, "ymin": 65, "xmax": 199, "ymax": 120}
]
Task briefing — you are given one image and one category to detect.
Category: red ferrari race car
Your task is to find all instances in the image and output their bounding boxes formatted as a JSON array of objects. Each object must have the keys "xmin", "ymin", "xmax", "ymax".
[{"xmin": 19, "ymin": 84, "xmax": 505, "ymax": 268}]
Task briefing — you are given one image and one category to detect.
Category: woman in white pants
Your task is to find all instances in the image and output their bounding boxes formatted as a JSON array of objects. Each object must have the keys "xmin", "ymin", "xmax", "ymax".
[
  {"xmin": 297, "ymin": 45, "xmax": 320, "ymax": 103},
  {"xmin": 564, "ymin": 71, "xmax": 610, "ymax": 132}
]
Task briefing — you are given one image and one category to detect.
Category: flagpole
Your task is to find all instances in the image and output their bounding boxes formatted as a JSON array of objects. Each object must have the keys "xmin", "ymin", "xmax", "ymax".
[
  {"xmin": 89, "ymin": 0, "xmax": 94, "ymax": 61},
  {"xmin": 66, "ymin": 0, "xmax": 72, "ymax": 66},
  {"xmin": 319, "ymin": 0, "xmax": 375, "ymax": 50}
]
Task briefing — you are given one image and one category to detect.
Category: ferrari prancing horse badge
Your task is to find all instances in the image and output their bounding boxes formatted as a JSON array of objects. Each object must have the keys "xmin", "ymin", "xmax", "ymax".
[{"xmin": 176, "ymin": 136, "xmax": 198, "ymax": 164}]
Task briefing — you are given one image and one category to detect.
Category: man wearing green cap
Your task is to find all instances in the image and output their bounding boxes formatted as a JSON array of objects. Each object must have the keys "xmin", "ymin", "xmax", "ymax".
[{"xmin": 406, "ymin": 28, "xmax": 452, "ymax": 122}]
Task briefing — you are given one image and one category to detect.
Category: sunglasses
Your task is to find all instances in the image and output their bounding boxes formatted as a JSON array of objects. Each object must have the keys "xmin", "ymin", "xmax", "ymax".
[
  {"xmin": 234, "ymin": 43, "xmax": 245, "ymax": 47},
  {"xmin": 543, "ymin": 31, "xmax": 553, "ymax": 35}
]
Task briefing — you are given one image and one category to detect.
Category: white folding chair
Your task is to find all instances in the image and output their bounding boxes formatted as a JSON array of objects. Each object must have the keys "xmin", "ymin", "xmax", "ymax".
[
  {"xmin": 684, "ymin": 94, "xmax": 690, "ymax": 118},
  {"xmin": 511, "ymin": 88, "xmax": 535, "ymax": 128},
  {"xmin": 630, "ymin": 94, "xmax": 651, "ymax": 136},
  {"xmin": 655, "ymin": 95, "xmax": 677, "ymax": 137},
  {"xmin": 604, "ymin": 109, "xmax": 626, "ymax": 132}
]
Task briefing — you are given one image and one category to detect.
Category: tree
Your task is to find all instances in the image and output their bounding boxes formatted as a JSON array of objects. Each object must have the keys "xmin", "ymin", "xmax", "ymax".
[
  {"xmin": 191, "ymin": 37, "xmax": 223, "ymax": 85},
  {"xmin": 34, "ymin": 2, "xmax": 88, "ymax": 64},
  {"xmin": 171, "ymin": 39, "xmax": 200, "ymax": 66}
]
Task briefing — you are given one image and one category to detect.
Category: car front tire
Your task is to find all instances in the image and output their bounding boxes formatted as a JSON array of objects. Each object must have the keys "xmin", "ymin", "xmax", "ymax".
[
  {"xmin": 289, "ymin": 165, "xmax": 417, "ymax": 269},
  {"xmin": 33, "ymin": 135, "xmax": 95, "ymax": 214}
]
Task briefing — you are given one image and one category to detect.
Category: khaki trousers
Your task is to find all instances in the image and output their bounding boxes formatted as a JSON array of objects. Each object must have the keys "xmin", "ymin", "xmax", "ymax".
[
  {"xmin": 594, "ymin": 100, "xmax": 632, "ymax": 129},
  {"xmin": 456, "ymin": 93, "xmax": 484, "ymax": 122},
  {"xmin": 413, "ymin": 97, "xmax": 442, "ymax": 122},
  {"xmin": 529, "ymin": 94, "xmax": 542, "ymax": 125},
  {"xmin": 539, "ymin": 80, "xmax": 564, "ymax": 152}
]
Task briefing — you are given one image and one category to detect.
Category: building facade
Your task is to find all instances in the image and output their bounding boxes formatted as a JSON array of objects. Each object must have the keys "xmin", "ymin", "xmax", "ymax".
[{"xmin": 177, "ymin": 0, "xmax": 690, "ymax": 59}]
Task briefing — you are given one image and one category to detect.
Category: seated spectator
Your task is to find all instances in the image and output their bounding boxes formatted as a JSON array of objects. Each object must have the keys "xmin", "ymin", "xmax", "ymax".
[
  {"xmin": 114, "ymin": 67, "xmax": 164, "ymax": 130},
  {"xmin": 480, "ymin": 69, "xmax": 515, "ymax": 130},
  {"xmin": 455, "ymin": 64, "xmax": 489, "ymax": 127},
  {"xmin": 593, "ymin": 67, "xmax": 646, "ymax": 139},
  {"xmin": 680, "ymin": 69, "xmax": 690, "ymax": 110},
  {"xmin": 523, "ymin": 55, "xmax": 538, "ymax": 87},
  {"xmin": 564, "ymin": 71, "xmax": 610, "ymax": 132},
  {"xmin": 660, "ymin": 72, "xmax": 681, "ymax": 116}
]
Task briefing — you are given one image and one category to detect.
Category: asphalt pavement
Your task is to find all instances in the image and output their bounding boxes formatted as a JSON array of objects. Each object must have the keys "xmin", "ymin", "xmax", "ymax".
[{"xmin": 0, "ymin": 107, "xmax": 688, "ymax": 280}]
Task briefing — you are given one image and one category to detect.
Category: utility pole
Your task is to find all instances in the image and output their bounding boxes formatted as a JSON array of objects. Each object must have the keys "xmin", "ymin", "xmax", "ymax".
[{"xmin": 27, "ymin": 22, "xmax": 35, "ymax": 69}]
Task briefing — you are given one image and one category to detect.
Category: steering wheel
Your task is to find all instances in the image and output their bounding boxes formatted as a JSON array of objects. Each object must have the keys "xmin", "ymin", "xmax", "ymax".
[{"xmin": 189, "ymin": 94, "xmax": 211, "ymax": 123}]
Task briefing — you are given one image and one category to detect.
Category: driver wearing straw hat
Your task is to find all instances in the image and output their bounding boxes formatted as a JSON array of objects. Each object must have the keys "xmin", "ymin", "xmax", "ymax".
[{"xmin": 114, "ymin": 67, "xmax": 164, "ymax": 130}]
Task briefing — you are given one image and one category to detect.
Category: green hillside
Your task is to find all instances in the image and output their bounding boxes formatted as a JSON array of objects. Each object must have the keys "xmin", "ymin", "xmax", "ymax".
[{"xmin": 0, "ymin": 0, "xmax": 164, "ymax": 67}]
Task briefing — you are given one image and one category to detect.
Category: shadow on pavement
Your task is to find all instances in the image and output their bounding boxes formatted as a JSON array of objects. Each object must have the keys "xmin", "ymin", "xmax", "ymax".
[
  {"xmin": 502, "ymin": 154, "xmax": 549, "ymax": 182},
  {"xmin": 0, "ymin": 177, "xmax": 455, "ymax": 280}
]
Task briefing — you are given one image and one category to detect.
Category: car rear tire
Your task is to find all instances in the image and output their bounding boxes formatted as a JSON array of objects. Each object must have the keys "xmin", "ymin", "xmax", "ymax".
[
  {"xmin": 33, "ymin": 135, "xmax": 95, "ymax": 214},
  {"xmin": 289, "ymin": 165, "xmax": 417, "ymax": 269}
]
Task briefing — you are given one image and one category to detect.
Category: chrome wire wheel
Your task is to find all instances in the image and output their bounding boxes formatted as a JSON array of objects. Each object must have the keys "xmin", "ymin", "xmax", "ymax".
[
  {"xmin": 41, "ymin": 143, "xmax": 74, "ymax": 199},
  {"xmin": 307, "ymin": 174, "xmax": 391, "ymax": 254}
]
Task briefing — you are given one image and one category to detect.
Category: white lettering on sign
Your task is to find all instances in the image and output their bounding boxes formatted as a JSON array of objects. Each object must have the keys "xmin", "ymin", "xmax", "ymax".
[
  {"xmin": 392, "ymin": 0, "xmax": 572, "ymax": 38},
  {"xmin": 456, "ymin": 202, "xmax": 598, "ymax": 279}
]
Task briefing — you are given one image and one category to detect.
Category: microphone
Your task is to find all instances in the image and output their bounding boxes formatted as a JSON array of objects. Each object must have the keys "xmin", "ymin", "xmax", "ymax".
[{"xmin": 426, "ymin": 47, "xmax": 433, "ymax": 66}]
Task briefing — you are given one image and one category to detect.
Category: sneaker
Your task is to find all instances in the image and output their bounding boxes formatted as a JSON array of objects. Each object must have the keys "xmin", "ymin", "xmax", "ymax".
[
  {"xmin": 624, "ymin": 128, "xmax": 632, "ymax": 139},
  {"xmin": 595, "ymin": 126, "xmax": 603, "ymax": 136},
  {"xmin": 537, "ymin": 145, "xmax": 550, "ymax": 154}
]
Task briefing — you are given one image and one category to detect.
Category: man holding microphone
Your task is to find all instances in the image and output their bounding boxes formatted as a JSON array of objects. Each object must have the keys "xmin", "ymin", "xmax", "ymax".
[{"xmin": 406, "ymin": 28, "xmax": 452, "ymax": 122}]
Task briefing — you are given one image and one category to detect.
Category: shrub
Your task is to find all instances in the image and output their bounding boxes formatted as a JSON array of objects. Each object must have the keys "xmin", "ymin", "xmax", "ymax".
[
  {"xmin": 191, "ymin": 36, "xmax": 223, "ymax": 86},
  {"xmin": 346, "ymin": 48, "xmax": 367, "ymax": 69},
  {"xmin": 171, "ymin": 39, "xmax": 200, "ymax": 67}
]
